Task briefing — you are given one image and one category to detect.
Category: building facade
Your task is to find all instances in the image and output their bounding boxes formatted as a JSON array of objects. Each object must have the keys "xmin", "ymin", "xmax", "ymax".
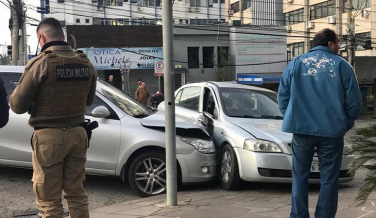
[
  {"xmin": 45, "ymin": 0, "xmax": 226, "ymax": 26},
  {"xmin": 226, "ymin": 0, "xmax": 283, "ymax": 25},
  {"xmin": 284, "ymin": 0, "xmax": 375, "ymax": 114}
]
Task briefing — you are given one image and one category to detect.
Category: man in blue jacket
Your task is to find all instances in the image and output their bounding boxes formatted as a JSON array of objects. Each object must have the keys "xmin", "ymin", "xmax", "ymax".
[
  {"xmin": 278, "ymin": 28, "xmax": 361, "ymax": 218},
  {"xmin": 0, "ymin": 76, "xmax": 9, "ymax": 128}
]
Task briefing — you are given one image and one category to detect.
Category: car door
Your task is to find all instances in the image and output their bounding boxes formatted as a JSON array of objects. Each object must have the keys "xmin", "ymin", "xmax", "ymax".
[
  {"xmin": 84, "ymin": 93, "xmax": 122, "ymax": 175},
  {"xmin": 175, "ymin": 86, "xmax": 202, "ymax": 123},
  {"xmin": 0, "ymin": 72, "xmax": 34, "ymax": 167},
  {"xmin": 199, "ymin": 86, "xmax": 223, "ymax": 148}
]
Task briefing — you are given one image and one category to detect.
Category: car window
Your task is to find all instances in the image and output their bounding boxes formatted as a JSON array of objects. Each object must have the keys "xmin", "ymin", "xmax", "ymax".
[
  {"xmin": 178, "ymin": 86, "xmax": 201, "ymax": 111},
  {"xmin": 0, "ymin": 73, "xmax": 22, "ymax": 100},
  {"xmin": 221, "ymin": 88, "xmax": 282, "ymax": 118},
  {"xmin": 97, "ymin": 80, "xmax": 152, "ymax": 118},
  {"xmin": 85, "ymin": 95, "xmax": 119, "ymax": 120},
  {"xmin": 175, "ymin": 90, "xmax": 183, "ymax": 104},
  {"xmin": 203, "ymin": 88, "xmax": 217, "ymax": 117}
]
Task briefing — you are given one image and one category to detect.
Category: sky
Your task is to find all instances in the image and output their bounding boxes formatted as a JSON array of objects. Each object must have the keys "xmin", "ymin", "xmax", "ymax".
[{"xmin": 0, "ymin": 0, "xmax": 40, "ymax": 56}]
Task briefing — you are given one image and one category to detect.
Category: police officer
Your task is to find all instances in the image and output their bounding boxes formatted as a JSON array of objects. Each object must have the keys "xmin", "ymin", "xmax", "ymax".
[
  {"xmin": 0, "ymin": 76, "xmax": 9, "ymax": 128},
  {"xmin": 9, "ymin": 18, "xmax": 97, "ymax": 218}
]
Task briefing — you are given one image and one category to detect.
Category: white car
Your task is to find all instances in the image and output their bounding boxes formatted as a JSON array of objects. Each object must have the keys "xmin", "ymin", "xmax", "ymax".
[
  {"xmin": 159, "ymin": 81, "xmax": 355, "ymax": 190},
  {"xmin": 0, "ymin": 66, "xmax": 217, "ymax": 197}
]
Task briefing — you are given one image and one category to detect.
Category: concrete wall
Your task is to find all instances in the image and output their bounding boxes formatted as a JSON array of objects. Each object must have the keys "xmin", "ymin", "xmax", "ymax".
[{"xmin": 173, "ymin": 26, "xmax": 230, "ymax": 83}]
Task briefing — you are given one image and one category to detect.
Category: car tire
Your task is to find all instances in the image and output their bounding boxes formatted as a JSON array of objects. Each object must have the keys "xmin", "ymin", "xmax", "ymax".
[
  {"xmin": 220, "ymin": 144, "xmax": 243, "ymax": 190},
  {"xmin": 128, "ymin": 152, "xmax": 167, "ymax": 197}
]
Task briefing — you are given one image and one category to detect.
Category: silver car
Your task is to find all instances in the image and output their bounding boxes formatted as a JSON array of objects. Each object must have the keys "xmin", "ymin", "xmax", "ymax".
[
  {"xmin": 159, "ymin": 81, "xmax": 354, "ymax": 190},
  {"xmin": 0, "ymin": 66, "xmax": 216, "ymax": 197}
]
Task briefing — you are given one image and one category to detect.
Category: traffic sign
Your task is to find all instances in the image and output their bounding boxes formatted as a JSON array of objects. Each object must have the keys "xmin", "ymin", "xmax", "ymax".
[{"xmin": 154, "ymin": 61, "xmax": 164, "ymax": 76}]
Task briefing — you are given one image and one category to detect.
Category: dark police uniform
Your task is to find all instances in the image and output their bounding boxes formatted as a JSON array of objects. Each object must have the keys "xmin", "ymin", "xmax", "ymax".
[
  {"xmin": 0, "ymin": 76, "xmax": 9, "ymax": 128},
  {"xmin": 9, "ymin": 41, "xmax": 97, "ymax": 218}
]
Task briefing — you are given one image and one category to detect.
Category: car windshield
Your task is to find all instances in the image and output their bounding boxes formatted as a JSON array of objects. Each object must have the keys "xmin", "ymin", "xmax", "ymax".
[
  {"xmin": 97, "ymin": 79, "xmax": 152, "ymax": 118},
  {"xmin": 220, "ymin": 88, "xmax": 283, "ymax": 119}
]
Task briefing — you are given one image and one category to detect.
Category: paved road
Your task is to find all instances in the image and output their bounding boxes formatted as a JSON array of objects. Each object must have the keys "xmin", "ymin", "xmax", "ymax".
[{"xmin": 0, "ymin": 166, "xmax": 141, "ymax": 218}]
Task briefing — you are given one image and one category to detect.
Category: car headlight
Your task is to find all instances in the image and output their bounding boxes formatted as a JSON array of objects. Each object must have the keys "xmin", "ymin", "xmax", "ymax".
[
  {"xmin": 243, "ymin": 139, "xmax": 282, "ymax": 153},
  {"xmin": 180, "ymin": 137, "xmax": 216, "ymax": 154}
]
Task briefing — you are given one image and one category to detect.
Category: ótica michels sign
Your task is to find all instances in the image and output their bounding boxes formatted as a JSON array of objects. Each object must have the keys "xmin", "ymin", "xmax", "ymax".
[{"xmin": 78, "ymin": 47, "xmax": 163, "ymax": 70}]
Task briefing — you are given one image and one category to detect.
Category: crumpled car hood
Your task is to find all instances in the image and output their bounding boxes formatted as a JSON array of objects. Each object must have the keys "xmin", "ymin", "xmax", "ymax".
[{"xmin": 140, "ymin": 111, "xmax": 210, "ymax": 139}]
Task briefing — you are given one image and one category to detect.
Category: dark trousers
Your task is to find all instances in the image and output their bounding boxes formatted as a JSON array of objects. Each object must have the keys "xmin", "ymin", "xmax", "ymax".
[{"xmin": 290, "ymin": 134, "xmax": 344, "ymax": 218}]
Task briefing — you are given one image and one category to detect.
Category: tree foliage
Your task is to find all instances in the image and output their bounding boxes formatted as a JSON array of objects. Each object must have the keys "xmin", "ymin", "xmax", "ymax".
[
  {"xmin": 215, "ymin": 48, "xmax": 232, "ymax": 81},
  {"xmin": 348, "ymin": 124, "xmax": 376, "ymax": 206}
]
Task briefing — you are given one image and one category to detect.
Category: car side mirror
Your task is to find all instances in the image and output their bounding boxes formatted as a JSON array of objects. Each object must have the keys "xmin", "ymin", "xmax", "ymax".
[{"xmin": 91, "ymin": 106, "xmax": 110, "ymax": 118}]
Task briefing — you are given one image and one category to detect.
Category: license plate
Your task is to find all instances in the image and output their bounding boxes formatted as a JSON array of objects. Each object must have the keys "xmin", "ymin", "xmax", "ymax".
[{"xmin": 311, "ymin": 161, "xmax": 319, "ymax": 172}]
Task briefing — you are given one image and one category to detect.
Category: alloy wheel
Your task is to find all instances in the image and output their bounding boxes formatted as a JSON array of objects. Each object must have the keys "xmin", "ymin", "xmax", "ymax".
[
  {"xmin": 134, "ymin": 158, "xmax": 166, "ymax": 195},
  {"xmin": 221, "ymin": 151, "xmax": 232, "ymax": 183}
]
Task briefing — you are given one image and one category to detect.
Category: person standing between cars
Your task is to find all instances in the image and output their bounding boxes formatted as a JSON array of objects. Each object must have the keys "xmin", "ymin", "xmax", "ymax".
[
  {"xmin": 0, "ymin": 76, "xmax": 9, "ymax": 128},
  {"xmin": 137, "ymin": 79, "xmax": 142, "ymax": 88},
  {"xmin": 9, "ymin": 18, "xmax": 97, "ymax": 218},
  {"xmin": 107, "ymin": 75, "xmax": 116, "ymax": 87},
  {"xmin": 278, "ymin": 28, "xmax": 361, "ymax": 218},
  {"xmin": 135, "ymin": 82, "xmax": 150, "ymax": 105}
]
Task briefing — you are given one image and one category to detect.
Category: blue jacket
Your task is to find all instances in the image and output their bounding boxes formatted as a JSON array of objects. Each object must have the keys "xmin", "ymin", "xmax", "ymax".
[
  {"xmin": 0, "ymin": 76, "xmax": 9, "ymax": 128},
  {"xmin": 278, "ymin": 46, "xmax": 361, "ymax": 138}
]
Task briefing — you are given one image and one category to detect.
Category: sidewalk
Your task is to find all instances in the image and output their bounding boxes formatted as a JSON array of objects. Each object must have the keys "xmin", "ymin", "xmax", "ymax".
[
  {"xmin": 90, "ymin": 171, "xmax": 376, "ymax": 218},
  {"xmin": 90, "ymin": 116, "xmax": 376, "ymax": 218}
]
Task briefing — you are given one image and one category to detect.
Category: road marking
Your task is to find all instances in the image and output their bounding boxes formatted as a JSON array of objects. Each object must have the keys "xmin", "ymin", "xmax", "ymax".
[{"xmin": 357, "ymin": 211, "xmax": 373, "ymax": 218}]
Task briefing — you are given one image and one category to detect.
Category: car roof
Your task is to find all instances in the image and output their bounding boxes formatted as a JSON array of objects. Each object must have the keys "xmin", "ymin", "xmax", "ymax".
[
  {"xmin": 0, "ymin": 66, "xmax": 25, "ymax": 73},
  {"xmin": 184, "ymin": 81, "xmax": 275, "ymax": 93}
]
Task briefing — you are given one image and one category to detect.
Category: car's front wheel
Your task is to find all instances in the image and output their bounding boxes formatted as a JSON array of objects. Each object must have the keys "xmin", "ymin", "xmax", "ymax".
[
  {"xmin": 220, "ymin": 144, "xmax": 243, "ymax": 190},
  {"xmin": 128, "ymin": 152, "xmax": 167, "ymax": 197}
]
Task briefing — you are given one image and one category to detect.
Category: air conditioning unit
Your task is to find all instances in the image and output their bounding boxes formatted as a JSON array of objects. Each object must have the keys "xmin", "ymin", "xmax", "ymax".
[
  {"xmin": 362, "ymin": 10, "xmax": 370, "ymax": 19},
  {"xmin": 327, "ymin": 16, "xmax": 336, "ymax": 24},
  {"xmin": 286, "ymin": 0, "xmax": 293, "ymax": 3},
  {"xmin": 136, "ymin": 2, "xmax": 142, "ymax": 6},
  {"xmin": 188, "ymin": 7, "xmax": 193, "ymax": 12},
  {"xmin": 137, "ymin": 6, "xmax": 142, "ymax": 11},
  {"xmin": 228, "ymin": 10, "xmax": 234, "ymax": 15},
  {"xmin": 306, "ymin": 21, "xmax": 314, "ymax": 29},
  {"xmin": 285, "ymin": 25, "xmax": 292, "ymax": 33},
  {"xmin": 195, "ymin": 7, "xmax": 200, "ymax": 12}
]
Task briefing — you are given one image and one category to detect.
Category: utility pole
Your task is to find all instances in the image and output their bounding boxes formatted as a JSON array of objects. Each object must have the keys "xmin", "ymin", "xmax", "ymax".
[
  {"xmin": 11, "ymin": 0, "xmax": 19, "ymax": 66},
  {"xmin": 346, "ymin": 0, "xmax": 355, "ymax": 67},
  {"xmin": 162, "ymin": 0, "xmax": 177, "ymax": 207},
  {"xmin": 40, "ymin": 0, "xmax": 44, "ymax": 21}
]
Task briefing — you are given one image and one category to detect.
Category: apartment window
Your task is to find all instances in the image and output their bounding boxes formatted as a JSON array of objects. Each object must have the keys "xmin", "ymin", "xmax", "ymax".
[
  {"xmin": 188, "ymin": 47, "xmax": 199, "ymax": 69},
  {"xmin": 106, "ymin": 0, "xmax": 123, "ymax": 6},
  {"xmin": 203, "ymin": 47, "xmax": 214, "ymax": 68},
  {"xmin": 355, "ymin": 32, "xmax": 372, "ymax": 50},
  {"xmin": 288, "ymin": 42, "xmax": 304, "ymax": 60},
  {"xmin": 213, "ymin": 0, "xmax": 218, "ymax": 3},
  {"xmin": 123, "ymin": 0, "xmax": 128, "ymax": 2},
  {"xmin": 231, "ymin": 1, "xmax": 240, "ymax": 13},
  {"xmin": 208, "ymin": 0, "xmax": 213, "ymax": 7},
  {"xmin": 242, "ymin": 0, "xmax": 251, "ymax": 10},
  {"xmin": 131, "ymin": 0, "xmax": 137, "ymax": 3},
  {"xmin": 58, "ymin": 0, "xmax": 65, "ymax": 3},
  {"xmin": 190, "ymin": 0, "xmax": 200, "ymax": 7},
  {"xmin": 76, "ymin": 18, "xmax": 80, "ymax": 24},
  {"xmin": 217, "ymin": 47, "xmax": 229, "ymax": 68},
  {"xmin": 310, "ymin": 0, "xmax": 335, "ymax": 20},
  {"xmin": 85, "ymin": 19, "xmax": 90, "ymax": 24},
  {"xmin": 343, "ymin": 0, "xmax": 370, "ymax": 12},
  {"xmin": 284, "ymin": 8, "xmax": 304, "ymax": 25},
  {"xmin": 221, "ymin": 0, "xmax": 225, "ymax": 3}
]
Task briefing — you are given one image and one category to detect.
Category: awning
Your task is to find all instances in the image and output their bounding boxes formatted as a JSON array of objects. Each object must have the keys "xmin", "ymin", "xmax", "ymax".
[{"xmin": 237, "ymin": 73, "xmax": 282, "ymax": 85}]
